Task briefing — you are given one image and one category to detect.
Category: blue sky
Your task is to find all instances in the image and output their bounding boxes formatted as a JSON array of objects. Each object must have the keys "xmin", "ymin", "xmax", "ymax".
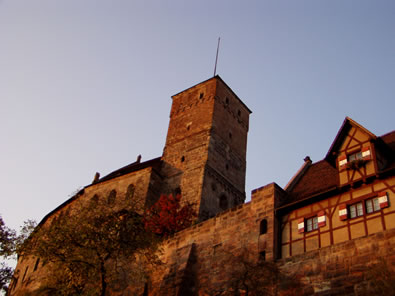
[{"xmin": 1, "ymin": 0, "xmax": 394, "ymax": 231}]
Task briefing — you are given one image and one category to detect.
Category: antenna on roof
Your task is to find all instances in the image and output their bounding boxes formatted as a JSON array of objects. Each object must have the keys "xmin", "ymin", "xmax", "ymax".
[{"xmin": 213, "ymin": 37, "xmax": 221, "ymax": 77}]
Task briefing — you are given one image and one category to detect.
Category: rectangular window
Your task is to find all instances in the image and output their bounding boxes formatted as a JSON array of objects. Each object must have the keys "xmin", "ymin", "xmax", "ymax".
[
  {"xmin": 306, "ymin": 217, "xmax": 318, "ymax": 232},
  {"xmin": 365, "ymin": 197, "xmax": 380, "ymax": 214},
  {"xmin": 349, "ymin": 202, "xmax": 363, "ymax": 218},
  {"xmin": 348, "ymin": 151, "xmax": 363, "ymax": 162}
]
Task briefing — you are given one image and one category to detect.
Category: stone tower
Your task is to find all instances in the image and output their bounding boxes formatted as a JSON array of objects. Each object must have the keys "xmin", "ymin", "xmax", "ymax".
[{"xmin": 161, "ymin": 76, "xmax": 251, "ymax": 221}]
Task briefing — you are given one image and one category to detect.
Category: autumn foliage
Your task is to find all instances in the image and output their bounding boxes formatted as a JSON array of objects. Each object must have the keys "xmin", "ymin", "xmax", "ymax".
[{"xmin": 144, "ymin": 194, "xmax": 197, "ymax": 236}]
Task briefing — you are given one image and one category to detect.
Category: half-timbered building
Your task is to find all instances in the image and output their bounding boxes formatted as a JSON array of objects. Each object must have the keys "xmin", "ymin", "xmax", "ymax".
[{"xmin": 278, "ymin": 117, "xmax": 394, "ymax": 258}]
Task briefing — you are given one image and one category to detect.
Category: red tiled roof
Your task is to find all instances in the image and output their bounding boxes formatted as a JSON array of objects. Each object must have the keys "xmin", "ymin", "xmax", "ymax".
[
  {"xmin": 284, "ymin": 131, "xmax": 394, "ymax": 206},
  {"xmin": 95, "ymin": 157, "xmax": 162, "ymax": 184},
  {"xmin": 287, "ymin": 160, "xmax": 338, "ymax": 203},
  {"xmin": 380, "ymin": 130, "xmax": 395, "ymax": 151}
]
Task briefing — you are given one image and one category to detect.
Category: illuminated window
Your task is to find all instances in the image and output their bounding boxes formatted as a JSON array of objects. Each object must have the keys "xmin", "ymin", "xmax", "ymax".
[{"xmin": 306, "ymin": 217, "xmax": 318, "ymax": 232}]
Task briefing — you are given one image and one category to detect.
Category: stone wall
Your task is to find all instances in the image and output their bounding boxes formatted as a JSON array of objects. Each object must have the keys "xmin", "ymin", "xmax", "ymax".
[
  {"xmin": 149, "ymin": 183, "xmax": 281, "ymax": 295},
  {"xmin": 147, "ymin": 183, "xmax": 395, "ymax": 295},
  {"xmin": 277, "ymin": 228, "xmax": 395, "ymax": 295}
]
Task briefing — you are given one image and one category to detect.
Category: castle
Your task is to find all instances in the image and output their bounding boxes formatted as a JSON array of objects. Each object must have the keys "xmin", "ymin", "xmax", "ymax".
[{"xmin": 10, "ymin": 76, "xmax": 395, "ymax": 295}]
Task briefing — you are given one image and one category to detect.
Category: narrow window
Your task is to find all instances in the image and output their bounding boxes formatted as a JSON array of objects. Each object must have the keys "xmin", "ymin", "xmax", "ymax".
[
  {"xmin": 22, "ymin": 266, "xmax": 29, "ymax": 282},
  {"xmin": 229, "ymin": 132, "xmax": 232, "ymax": 139},
  {"xmin": 199, "ymin": 93, "xmax": 204, "ymax": 99},
  {"xmin": 125, "ymin": 185, "xmax": 135, "ymax": 200},
  {"xmin": 259, "ymin": 251, "xmax": 266, "ymax": 261},
  {"xmin": 225, "ymin": 164, "xmax": 229, "ymax": 170},
  {"xmin": 90, "ymin": 194, "xmax": 99, "ymax": 205},
  {"xmin": 225, "ymin": 97, "xmax": 229, "ymax": 105},
  {"xmin": 181, "ymin": 156, "xmax": 185, "ymax": 162},
  {"xmin": 219, "ymin": 194, "xmax": 228, "ymax": 210},
  {"xmin": 107, "ymin": 190, "xmax": 116, "ymax": 205},
  {"xmin": 143, "ymin": 282, "xmax": 148, "ymax": 296},
  {"xmin": 238, "ymin": 110, "xmax": 241, "ymax": 116},
  {"xmin": 33, "ymin": 258, "xmax": 40, "ymax": 271},
  {"xmin": 260, "ymin": 219, "xmax": 268, "ymax": 235}
]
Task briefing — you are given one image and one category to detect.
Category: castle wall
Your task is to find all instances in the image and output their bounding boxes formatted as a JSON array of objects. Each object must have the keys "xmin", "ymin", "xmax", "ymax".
[
  {"xmin": 147, "ymin": 182, "xmax": 395, "ymax": 295},
  {"xmin": 149, "ymin": 183, "xmax": 280, "ymax": 295},
  {"xmin": 278, "ymin": 228, "xmax": 395, "ymax": 295}
]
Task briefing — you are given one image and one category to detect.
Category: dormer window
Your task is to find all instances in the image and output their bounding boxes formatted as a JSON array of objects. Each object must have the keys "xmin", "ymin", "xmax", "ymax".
[
  {"xmin": 338, "ymin": 147, "xmax": 372, "ymax": 170},
  {"xmin": 348, "ymin": 151, "xmax": 362, "ymax": 162}
]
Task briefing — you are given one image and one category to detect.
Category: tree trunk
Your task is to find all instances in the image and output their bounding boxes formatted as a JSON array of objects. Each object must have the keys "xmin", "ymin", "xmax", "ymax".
[{"xmin": 100, "ymin": 261, "xmax": 107, "ymax": 296}]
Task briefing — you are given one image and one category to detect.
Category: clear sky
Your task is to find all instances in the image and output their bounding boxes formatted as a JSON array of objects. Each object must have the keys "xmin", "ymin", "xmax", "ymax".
[{"xmin": 1, "ymin": 0, "xmax": 394, "ymax": 231}]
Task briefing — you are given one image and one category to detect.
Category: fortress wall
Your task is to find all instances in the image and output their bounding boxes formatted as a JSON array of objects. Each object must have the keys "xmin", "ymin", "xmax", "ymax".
[
  {"xmin": 277, "ymin": 228, "xmax": 395, "ymax": 295},
  {"xmin": 150, "ymin": 183, "xmax": 281, "ymax": 294},
  {"xmin": 149, "ymin": 183, "xmax": 395, "ymax": 295}
]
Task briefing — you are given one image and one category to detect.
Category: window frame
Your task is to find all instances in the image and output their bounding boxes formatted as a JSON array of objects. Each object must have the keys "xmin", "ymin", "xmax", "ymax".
[
  {"xmin": 348, "ymin": 151, "xmax": 363, "ymax": 162},
  {"xmin": 348, "ymin": 197, "xmax": 382, "ymax": 219},
  {"xmin": 305, "ymin": 216, "xmax": 318, "ymax": 232}
]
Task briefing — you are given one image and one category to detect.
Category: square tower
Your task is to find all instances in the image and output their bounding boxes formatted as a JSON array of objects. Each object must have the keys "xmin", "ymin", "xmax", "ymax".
[{"xmin": 161, "ymin": 76, "xmax": 251, "ymax": 220}]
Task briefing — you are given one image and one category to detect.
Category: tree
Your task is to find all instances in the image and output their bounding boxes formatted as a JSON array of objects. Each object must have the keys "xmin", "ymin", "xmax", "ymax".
[
  {"xmin": 0, "ymin": 216, "xmax": 36, "ymax": 294},
  {"xmin": 203, "ymin": 246, "xmax": 304, "ymax": 296},
  {"xmin": 144, "ymin": 194, "xmax": 197, "ymax": 236},
  {"xmin": 0, "ymin": 215, "xmax": 15, "ymax": 293},
  {"xmin": 20, "ymin": 196, "xmax": 161, "ymax": 296}
]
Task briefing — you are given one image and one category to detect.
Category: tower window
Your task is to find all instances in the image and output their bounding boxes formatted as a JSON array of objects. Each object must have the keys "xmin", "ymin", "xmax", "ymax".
[
  {"xmin": 181, "ymin": 156, "xmax": 185, "ymax": 162},
  {"xmin": 229, "ymin": 132, "xmax": 232, "ymax": 139},
  {"xmin": 225, "ymin": 164, "xmax": 229, "ymax": 170},
  {"xmin": 260, "ymin": 219, "xmax": 268, "ymax": 235},
  {"xmin": 225, "ymin": 97, "xmax": 229, "ymax": 105},
  {"xmin": 199, "ymin": 93, "xmax": 204, "ymax": 99},
  {"xmin": 238, "ymin": 110, "xmax": 241, "ymax": 116},
  {"xmin": 219, "ymin": 194, "xmax": 228, "ymax": 210},
  {"xmin": 33, "ymin": 258, "xmax": 40, "ymax": 271}
]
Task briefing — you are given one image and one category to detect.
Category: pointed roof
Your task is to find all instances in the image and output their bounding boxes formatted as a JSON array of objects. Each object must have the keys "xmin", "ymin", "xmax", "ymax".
[
  {"xmin": 281, "ymin": 118, "xmax": 394, "ymax": 207},
  {"xmin": 325, "ymin": 117, "xmax": 377, "ymax": 165}
]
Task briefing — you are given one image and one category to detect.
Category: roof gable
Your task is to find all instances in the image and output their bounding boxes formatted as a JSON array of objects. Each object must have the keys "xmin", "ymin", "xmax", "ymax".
[
  {"xmin": 286, "ymin": 159, "xmax": 338, "ymax": 203},
  {"xmin": 325, "ymin": 117, "xmax": 376, "ymax": 166}
]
